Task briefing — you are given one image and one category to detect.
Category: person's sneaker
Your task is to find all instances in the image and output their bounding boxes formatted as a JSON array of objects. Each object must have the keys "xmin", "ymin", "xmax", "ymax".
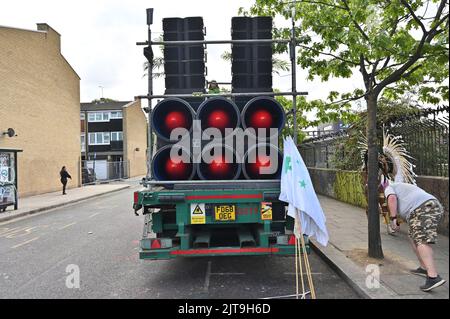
[
  {"xmin": 410, "ymin": 267, "xmax": 428, "ymax": 277},
  {"xmin": 420, "ymin": 275, "xmax": 446, "ymax": 292}
]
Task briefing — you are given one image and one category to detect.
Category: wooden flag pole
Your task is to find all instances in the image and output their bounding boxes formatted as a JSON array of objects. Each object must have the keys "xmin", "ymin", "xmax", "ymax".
[
  {"xmin": 298, "ymin": 218, "xmax": 316, "ymax": 299},
  {"xmin": 295, "ymin": 210, "xmax": 306, "ymax": 299},
  {"xmin": 295, "ymin": 235, "xmax": 299, "ymax": 299},
  {"xmin": 296, "ymin": 237, "xmax": 308, "ymax": 298}
]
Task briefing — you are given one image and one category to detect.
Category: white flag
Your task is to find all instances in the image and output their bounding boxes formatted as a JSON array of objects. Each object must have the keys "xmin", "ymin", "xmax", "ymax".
[{"xmin": 279, "ymin": 136, "xmax": 329, "ymax": 246}]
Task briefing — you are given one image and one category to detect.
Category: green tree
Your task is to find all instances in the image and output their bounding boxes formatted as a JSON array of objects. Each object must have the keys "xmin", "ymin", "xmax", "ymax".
[
  {"xmin": 221, "ymin": 51, "xmax": 290, "ymax": 75},
  {"xmin": 275, "ymin": 93, "xmax": 358, "ymax": 143},
  {"xmin": 143, "ymin": 35, "xmax": 165, "ymax": 79},
  {"xmin": 91, "ymin": 97, "xmax": 118, "ymax": 104},
  {"xmin": 244, "ymin": 0, "xmax": 449, "ymax": 258}
]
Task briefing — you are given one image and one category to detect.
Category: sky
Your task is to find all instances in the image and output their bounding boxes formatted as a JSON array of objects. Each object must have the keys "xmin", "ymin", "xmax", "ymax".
[{"xmin": 0, "ymin": 0, "xmax": 362, "ymax": 110}]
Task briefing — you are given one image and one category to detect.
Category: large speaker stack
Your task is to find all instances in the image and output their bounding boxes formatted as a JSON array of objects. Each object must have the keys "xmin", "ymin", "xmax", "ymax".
[
  {"xmin": 162, "ymin": 17, "xmax": 206, "ymax": 98},
  {"xmin": 231, "ymin": 16, "xmax": 273, "ymax": 109},
  {"xmin": 147, "ymin": 16, "xmax": 284, "ymax": 182}
]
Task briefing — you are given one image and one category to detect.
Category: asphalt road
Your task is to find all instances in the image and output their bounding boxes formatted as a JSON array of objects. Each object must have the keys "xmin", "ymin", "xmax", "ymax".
[{"xmin": 0, "ymin": 185, "xmax": 359, "ymax": 299}]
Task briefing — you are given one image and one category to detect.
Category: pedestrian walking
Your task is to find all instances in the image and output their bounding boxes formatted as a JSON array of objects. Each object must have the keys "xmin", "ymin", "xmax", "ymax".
[
  {"xmin": 60, "ymin": 166, "xmax": 72, "ymax": 195},
  {"xmin": 381, "ymin": 178, "xmax": 446, "ymax": 292}
]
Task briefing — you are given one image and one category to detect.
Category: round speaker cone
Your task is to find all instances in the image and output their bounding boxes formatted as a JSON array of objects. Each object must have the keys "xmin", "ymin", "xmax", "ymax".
[
  {"xmin": 207, "ymin": 109, "xmax": 231, "ymax": 131},
  {"xmin": 165, "ymin": 110, "xmax": 188, "ymax": 131},
  {"xmin": 249, "ymin": 109, "xmax": 273, "ymax": 129}
]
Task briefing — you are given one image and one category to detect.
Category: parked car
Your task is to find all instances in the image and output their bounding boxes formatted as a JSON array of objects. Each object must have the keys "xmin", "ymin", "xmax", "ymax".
[{"xmin": 82, "ymin": 168, "xmax": 96, "ymax": 184}]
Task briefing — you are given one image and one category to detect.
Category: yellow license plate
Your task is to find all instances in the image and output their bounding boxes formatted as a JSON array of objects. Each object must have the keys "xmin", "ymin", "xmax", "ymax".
[{"xmin": 214, "ymin": 205, "xmax": 236, "ymax": 221}]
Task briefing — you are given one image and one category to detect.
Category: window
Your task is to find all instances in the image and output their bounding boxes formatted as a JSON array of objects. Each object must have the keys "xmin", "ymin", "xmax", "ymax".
[
  {"xmin": 80, "ymin": 113, "xmax": 85, "ymax": 120},
  {"xmin": 81, "ymin": 133, "xmax": 86, "ymax": 152},
  {"xmin": 111, "ymin": 131, "xmax": 123, "ymax": 141},
  {"xmin": 110, "ymin": 111, "xmax": 123, "ymax": 119},
  {"xmin": 88, "ymin": 132, "xmax": 110, "ymax": 145},
  {"xmin": 88, "ymin": 112, "xmax": 110, "ymax": 122}
]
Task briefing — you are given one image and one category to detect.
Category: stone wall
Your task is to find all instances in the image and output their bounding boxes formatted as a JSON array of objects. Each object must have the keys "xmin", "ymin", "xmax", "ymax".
[{"xmin": 308, "ymin": 167, "xmax": 449, "ymax": 235}]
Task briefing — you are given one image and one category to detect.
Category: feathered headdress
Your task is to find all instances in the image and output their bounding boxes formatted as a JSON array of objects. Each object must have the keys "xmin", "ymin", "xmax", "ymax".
[
  {"xmin": 381, "ymin": 130, "xmax": 416, "ymax": 184},
  {"xmin": 359, "ymin": 128, "xmax": 416, "ymax": 184}
]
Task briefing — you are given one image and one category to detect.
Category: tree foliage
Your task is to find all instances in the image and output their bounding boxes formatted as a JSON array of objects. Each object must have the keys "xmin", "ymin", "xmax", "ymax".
[
  {"xmin": 91, "ymin": 97, "xmax": 118, "ymax": 104},
  {"xmin": 143, "ymin": 35, "xmax": 165, "ymax": 78},
  {"xmin": 221, "ymin": 51, "xmax": 290, "ymax": 74},
  {"xmin": 242, "ymin": 0, "xmax": 448, "ymax": 105},
  {"xmin": 275, "ymin": 93, "xmax": 359, "ymax": 142}
]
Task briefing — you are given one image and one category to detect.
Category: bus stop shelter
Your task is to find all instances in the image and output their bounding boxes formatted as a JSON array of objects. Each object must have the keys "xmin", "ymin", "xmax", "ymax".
[{"xmin": 0, "ymin": 148, "xmax": 22, "ymax": 211}]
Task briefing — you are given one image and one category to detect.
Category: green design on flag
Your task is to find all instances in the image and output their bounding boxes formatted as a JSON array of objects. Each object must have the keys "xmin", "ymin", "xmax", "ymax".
[{"xmin": 283, "ymin": 156, "xmax": 292, "ymax": 173}]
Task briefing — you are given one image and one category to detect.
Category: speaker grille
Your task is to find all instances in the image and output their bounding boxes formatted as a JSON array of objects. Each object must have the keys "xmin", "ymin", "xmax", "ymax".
[
  {"xmin": 231, "ymin": 16, "xmax": 273, "ymax": 107},
  {"xmin": 162, "ymin": 17, "xmax": 206, "ymax": 94}
]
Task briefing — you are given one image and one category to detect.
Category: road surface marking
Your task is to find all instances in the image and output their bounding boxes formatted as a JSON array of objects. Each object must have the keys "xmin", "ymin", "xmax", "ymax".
[
  {"xmin": 0, "ymin": 227, "xmax": 20, "ymax": 236},
  {"xmin": 2, "ymin": 226, "xmax": 39, "ymax": 239},
  {"xmin": 210, "ymin": 272, "xmax": 246, "ymax": 275},
  {"xmin": 89, "ymin": 213, "xmax": 100, "ymax": 218},
  {"xmin": 59, "ymin": 222, "xmax": 77, "ymax": 230},
  {"xmin": 203, "ymin": 261, "xmax": 212, "ymax": 293},
  {"xmin": 11, "ymin": 237, "xmax": 40, "ymax": 249}
]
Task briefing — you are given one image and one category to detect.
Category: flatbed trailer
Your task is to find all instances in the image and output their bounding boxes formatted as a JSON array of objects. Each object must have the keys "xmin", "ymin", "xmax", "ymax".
[{"xmin": 134, "ymin": 181, "xmax": 309, "ymax": 260}]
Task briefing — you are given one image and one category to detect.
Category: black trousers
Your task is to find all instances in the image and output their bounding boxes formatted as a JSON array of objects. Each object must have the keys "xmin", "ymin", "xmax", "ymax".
[{"xmin": 61, "ymin": 180, "xmax": 67, "ymax": 194}]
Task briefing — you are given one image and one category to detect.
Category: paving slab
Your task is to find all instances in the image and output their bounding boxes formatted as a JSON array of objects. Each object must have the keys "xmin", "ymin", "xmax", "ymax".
[{"xmin": 312, "ymin": 195, "xmax": 449, "ymax": 299}]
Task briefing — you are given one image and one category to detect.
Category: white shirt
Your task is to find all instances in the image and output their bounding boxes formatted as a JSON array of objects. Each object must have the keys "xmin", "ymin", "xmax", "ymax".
[{"xmin": 384, "ymin": 182, "xmax": 436, "ymax": 221}]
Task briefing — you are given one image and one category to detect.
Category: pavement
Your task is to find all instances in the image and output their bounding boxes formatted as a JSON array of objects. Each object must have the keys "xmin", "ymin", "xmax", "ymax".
[
  {"xmin": 0, "ymin": 177, "xmax": 143, "ymax": 223},
  {"xmin": 311, "ymin": 195, "xmax": 449, "ymax": 299}
]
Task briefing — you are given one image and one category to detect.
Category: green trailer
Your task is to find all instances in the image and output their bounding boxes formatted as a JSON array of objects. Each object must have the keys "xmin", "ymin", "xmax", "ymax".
[
  {"xmin": 134, "ymin": 9, "xmax": 311, "ymax": 260},
  {"xmin": 133, "ymin": 181, "xmax": 309, "ymax": 260}
]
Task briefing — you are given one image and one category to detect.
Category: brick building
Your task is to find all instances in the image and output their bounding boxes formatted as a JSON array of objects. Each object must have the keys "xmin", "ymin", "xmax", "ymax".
[
  {"xmin": 0, "ymin": 23, "xmax": 81, "ymax": 196},
  {"xmin": 80, "ymin": 99, "xmax": 148, "ymax": 181}
]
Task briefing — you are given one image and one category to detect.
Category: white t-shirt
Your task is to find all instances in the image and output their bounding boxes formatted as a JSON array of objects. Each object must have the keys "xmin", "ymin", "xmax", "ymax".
[{"xmin": 384, "ymin": 182, "xmax": 436, "ymax": 221}]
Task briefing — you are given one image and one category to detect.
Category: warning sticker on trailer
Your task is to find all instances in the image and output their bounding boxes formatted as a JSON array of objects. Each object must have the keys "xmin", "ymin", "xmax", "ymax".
[
  {"xmin": 261, "ymin": 202, "xmax": 273, "ymax": 220},
  {"xmin": 191, "ymin": 203, "xmax": 206, "ymax": 224}
]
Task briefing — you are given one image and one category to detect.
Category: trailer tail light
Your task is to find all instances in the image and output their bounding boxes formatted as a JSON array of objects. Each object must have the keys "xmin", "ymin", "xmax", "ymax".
[
  {"xmin": 151, "ymin": 239, "xmax": 161, "ymax": 249},
  {"xmin": 288, "ymin": 234, "xmax": 296, "ymax": 245},
  {"xmin": 147, "ymin": 238, "xmax": 172, "ymax": 250},
  {"xmin": 134, "ymin": 191, "xmax": 139, "ymax": 204}
]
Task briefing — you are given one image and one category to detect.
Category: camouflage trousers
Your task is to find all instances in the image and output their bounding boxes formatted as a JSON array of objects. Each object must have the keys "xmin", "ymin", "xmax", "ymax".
[{"xmin": 409, "ymin": 199, "xmax": 444, "ymax": 246}]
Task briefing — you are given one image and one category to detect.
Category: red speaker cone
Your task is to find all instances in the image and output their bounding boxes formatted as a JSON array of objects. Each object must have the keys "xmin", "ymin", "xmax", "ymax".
[
  {"xmin": 249, "ymin": 155, "xmax": 271, "ymax": 176},
  {"xmin": 165, "ymin": 159, "xmax": 188, "ymax": 179},
  {"xmin": 208, "ymin": 156, "xmax": 230, "ymax": 177},
  {"xmin": 165, "ymin": 111, "xmax": 188, "ymax": 131},
  {"xmin": 249, "ymin": 109, "xmax": 273, "ymax": 129},
  {"xmin": 207, "ymin": 109, "xmax": 231, "ymax": 131}
]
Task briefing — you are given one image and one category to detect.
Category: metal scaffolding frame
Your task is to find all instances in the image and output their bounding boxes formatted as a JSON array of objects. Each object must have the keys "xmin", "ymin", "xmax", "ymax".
[{"xmin": 136, "ymin": 7, "xmax": 308, "ymax": 186}]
